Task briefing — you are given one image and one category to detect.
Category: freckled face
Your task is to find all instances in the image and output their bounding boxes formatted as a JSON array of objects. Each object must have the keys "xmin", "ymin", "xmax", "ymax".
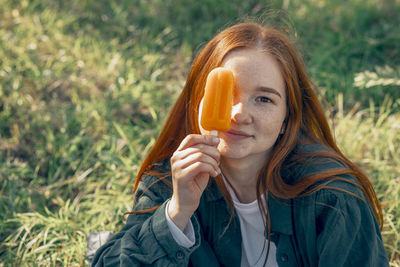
[{"xmin": 199, "ymin": 48, "xmax": 287, "ymax": 164}]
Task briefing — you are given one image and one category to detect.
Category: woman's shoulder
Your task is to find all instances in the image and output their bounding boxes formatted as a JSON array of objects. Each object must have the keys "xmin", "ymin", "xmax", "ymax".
[
  {"xmin": 282, "ymin": 142, "xmax": 344, "ymax": 178},
  {"xmin": 283, "ymin": 141, "xmax": 366, "ymax": 199},
  {"xmin": 140, "ymin": 158, "xmax": 172, "ymax": 182},
  {"xmin": 134, "ymin": 158, "xmax": 173, "ymax": 199}
]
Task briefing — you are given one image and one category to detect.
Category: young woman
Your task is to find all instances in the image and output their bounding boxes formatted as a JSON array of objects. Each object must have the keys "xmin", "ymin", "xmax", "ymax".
[{"xmin": 92, "ymin": 22, "xmax": 389, "ymax": 266}]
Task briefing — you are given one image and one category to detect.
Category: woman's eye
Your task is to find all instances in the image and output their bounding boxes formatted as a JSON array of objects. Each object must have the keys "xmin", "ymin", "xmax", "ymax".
[{"xmin": 256, "ymin": 96, "xmax": 272, "ymax": 103}]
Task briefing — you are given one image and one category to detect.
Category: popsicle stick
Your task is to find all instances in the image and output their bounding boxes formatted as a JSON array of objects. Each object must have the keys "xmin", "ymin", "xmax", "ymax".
[{"xmin": 210, "ymin": 130, "xmax": 218, "ymax": 136}]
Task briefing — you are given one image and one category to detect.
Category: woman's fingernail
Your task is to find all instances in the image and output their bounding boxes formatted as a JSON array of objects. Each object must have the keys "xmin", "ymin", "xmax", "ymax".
[{"xmin": 213, "ymin": 137, "xmax": 220, "ymax": 144}]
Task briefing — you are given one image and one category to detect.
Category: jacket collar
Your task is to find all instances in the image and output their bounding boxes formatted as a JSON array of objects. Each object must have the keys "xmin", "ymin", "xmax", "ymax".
[{"xmin": 268, "ymin": 194, "xmax": 293, "ymax": 235}]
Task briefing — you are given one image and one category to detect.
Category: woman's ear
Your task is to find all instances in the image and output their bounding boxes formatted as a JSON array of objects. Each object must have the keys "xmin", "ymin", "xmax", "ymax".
[{"xmin": 280, "ymin": 120, "xmax": 287, "ymax": 134}]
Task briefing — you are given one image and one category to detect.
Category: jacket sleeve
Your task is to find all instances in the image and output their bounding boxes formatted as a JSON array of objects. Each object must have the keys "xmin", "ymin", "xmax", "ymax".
[
  {"xmin": 315, "ymin": 188, "xmax": 389, "ymax": 266},
  {"xmin": 91, "ymin": 174, "xmax": 201, "ymax": 267}
]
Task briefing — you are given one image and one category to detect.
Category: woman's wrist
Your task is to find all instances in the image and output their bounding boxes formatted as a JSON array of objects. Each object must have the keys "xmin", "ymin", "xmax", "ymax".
[{"xmin": 167, "ymin": 197, "xmax": 194, "ymax": 231}]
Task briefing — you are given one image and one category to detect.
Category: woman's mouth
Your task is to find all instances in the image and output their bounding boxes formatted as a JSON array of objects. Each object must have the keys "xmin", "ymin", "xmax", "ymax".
[{"xmin": 223, "ymin": 129, "xmax": 253, "ymax": 140}]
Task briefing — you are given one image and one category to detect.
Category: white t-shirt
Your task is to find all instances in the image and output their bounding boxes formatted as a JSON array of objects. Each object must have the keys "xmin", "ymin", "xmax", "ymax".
[
  {"xmin": 225, "ymin": 182, "xmax": 278, "ymax": 267},
  {"xmin": 166, "ymin": 180, "xmax": 278, "ymax": 267}
]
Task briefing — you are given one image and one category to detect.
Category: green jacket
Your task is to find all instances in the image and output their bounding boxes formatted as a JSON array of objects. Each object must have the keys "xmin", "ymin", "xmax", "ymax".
[{"xmin": 92, "ymin": 145, "xmax": 389, "ymax": 267}]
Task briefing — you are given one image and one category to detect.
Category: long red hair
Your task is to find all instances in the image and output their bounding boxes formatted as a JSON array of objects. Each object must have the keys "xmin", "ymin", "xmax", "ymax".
[{"xmin": 133, "ymin": 22, "xmax": 383, "ymax": 228}]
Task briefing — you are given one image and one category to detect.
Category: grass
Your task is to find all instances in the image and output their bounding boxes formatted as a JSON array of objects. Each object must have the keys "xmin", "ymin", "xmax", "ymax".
[
  {"xmin": 333, "ymin": 95, "xmax": 400, "ymax": 263},
  {"xmin": 0, "ymin": 0, "xmax": 399, "ymax": 266}
]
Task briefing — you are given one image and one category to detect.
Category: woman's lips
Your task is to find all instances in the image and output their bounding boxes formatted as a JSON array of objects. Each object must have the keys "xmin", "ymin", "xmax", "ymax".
[{"xmin": 223, "ymin": 129, "xmax": 252, "ymax": 140}]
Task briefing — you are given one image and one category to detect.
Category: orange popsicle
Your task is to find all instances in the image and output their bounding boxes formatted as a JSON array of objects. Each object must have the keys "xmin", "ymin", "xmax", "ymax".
[{"xmin": 200, "ymin": 67, "xmax": 234, "ymax": 135}]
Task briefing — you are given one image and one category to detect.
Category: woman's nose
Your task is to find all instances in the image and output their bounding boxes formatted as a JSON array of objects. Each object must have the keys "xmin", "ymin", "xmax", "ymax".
[{"xmin": 231, "ymin": 101, "xmax": 251, "ymax": 124}]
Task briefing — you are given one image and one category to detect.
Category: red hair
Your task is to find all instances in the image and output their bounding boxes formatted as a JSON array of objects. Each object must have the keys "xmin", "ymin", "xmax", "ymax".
[{"xmin": 133, "ymin": 22, "xmax": 383, "ymax": 230}]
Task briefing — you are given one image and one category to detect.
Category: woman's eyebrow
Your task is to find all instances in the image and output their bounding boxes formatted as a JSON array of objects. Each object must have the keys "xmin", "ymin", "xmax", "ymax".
[{"xmin": 256, "ymin": 86, "xmax": 282, "ymax": 98}]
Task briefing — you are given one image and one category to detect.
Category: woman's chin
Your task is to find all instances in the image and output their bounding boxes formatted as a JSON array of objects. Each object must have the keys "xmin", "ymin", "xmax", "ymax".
[{"xmin": 218, "ymin": 143, "xmax": 247, "ymax": 160}]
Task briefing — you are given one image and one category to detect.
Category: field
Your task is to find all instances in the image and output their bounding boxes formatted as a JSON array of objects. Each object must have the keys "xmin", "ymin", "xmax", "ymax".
[{"xmin": 0, "ymin": 0, "xmax": 399, "ymax": 266}]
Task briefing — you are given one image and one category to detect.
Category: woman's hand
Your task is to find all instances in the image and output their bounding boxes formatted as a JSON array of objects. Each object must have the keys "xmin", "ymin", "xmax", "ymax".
[{"xmin": 168, "ymin": 134, "xmax": 220, "ymax": 231}]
